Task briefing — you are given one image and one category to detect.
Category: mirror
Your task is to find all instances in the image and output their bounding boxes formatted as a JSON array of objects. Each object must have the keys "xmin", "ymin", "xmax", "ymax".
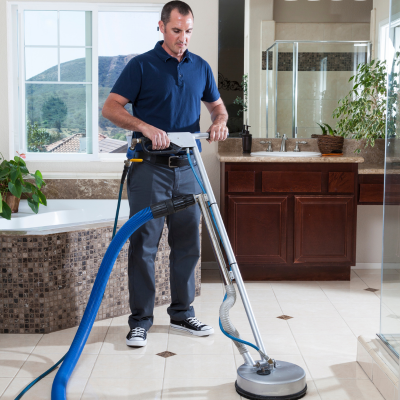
[{"xmin": 218, "ymin": 0, "xmax": 373, "ymax": 138}]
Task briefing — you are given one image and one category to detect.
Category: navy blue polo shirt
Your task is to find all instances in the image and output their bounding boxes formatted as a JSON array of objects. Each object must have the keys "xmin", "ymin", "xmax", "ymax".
[{"xmin": 111, "ymin": 40, "xmax": 220, "ymax": 152}]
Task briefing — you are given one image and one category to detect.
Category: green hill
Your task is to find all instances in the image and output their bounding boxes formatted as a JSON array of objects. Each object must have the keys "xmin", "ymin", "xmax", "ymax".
[{"xmin": 26, "ymin": 54, "xmax": 137, "ymax": 137}]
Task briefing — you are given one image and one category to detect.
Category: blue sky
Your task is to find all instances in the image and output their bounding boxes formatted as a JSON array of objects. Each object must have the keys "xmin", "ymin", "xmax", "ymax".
[{"xmin": 25, "ymin": 10, "xmax": 160, "ymax": 80}]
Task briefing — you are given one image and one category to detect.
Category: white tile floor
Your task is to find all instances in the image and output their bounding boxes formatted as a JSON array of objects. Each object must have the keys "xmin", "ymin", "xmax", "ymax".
[{"xmin": 0, "ymin": 269, "xmax": 385, "ymax": 400}]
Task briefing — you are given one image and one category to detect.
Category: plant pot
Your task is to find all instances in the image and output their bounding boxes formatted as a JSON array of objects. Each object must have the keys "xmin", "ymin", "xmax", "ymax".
[
  {"xmin": 3, "ymin": 192, "xmax": 21, "ymax": 213},
  {"xmin": 317, "ymin": 135, "xmax": 344, "ymax": 154}
]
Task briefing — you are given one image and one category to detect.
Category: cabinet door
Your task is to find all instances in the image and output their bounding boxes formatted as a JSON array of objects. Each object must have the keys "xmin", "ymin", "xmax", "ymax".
[
  {"xmin": 294, "ymin": 196, "xmax": 355, "ymax": 264},
  {"xmin": 228, "ymin": 196, "xmax": 288, "ymax": 264}
]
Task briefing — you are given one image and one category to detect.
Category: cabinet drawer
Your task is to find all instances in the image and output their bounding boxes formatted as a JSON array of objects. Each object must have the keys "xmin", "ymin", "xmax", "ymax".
[
  {"xmin": 228, "ymin": 171, "xmax": 255, "ymax": 192},
  {"xmin": 359, "ymin": 184, "xmax": 384, "ymax": 203},
  {"xmin": 328, "ymin": 172, "xmax": 354, "ymax": 193},
  {"xmin": 262, "ymin": 171, "xmax": 321, "ymax": 192}
]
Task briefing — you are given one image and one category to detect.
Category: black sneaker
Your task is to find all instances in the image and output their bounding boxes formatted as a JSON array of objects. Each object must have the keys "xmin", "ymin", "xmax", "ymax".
[
  {"xmin": 126, "ymin": 327, "xmax": 147, "ymax": 347},
  {"xmin": 170, "ymin": 317, "xmax": 214, "ymax": 336}
]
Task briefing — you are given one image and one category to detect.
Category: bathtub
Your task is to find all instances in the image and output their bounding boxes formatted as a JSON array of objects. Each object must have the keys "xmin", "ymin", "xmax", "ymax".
[
  {"xmin": 0, "ymin": 199, "xmax": 202, "ymax": 334},
  {"xmin": 0, "ymin": 199, "xmax": 130, "ymax": 231}
]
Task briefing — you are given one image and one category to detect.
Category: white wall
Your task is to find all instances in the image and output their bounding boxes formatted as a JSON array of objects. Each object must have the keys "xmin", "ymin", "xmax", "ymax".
[
  {"xmin": 1, "ymin": 0, "xmax": 220, "ymax": 262},
  {"xmin": 356, "ymin": 205, "xmax": 383, "ymax": 268}
]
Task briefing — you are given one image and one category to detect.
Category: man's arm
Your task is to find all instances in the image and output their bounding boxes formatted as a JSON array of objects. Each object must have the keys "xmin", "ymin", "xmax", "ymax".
[
  {"xmin": 102, "ymin": 93, "xmax": 170, "ymax": 149},
  {"xmin": 203, "ymin": 98, "xmax": 229, "ymax": 142}
]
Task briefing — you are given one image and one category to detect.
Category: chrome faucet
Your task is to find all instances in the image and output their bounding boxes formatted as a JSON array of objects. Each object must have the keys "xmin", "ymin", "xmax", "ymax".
[
  {"xmin": 260, "ymin": 140, "xmax": 273, "ymax": 152},
  {"xmin": 293, "ymin": 141, "xmax": 308, "ymax": 152},
  {"xmin": 280, "ymin": 134, "xmax": 287, "ymax": 152}
]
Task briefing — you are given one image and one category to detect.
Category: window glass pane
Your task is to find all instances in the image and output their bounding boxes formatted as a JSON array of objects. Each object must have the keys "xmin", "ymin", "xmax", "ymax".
[
  {"xmin": 60, "ymin": 48, "xmax": 92, "ymax": 82},
  {"xmin": 25, "ymin": 83, "xmax": 91, "ymax": 153},
  {"xmin": 25, "ymin": 48, "xmax": 58, "ymax": 81},
  {"xmin": 60, "ymin": 11, "xmax": 92, "ymax": 47},
  {"xmin": 97, "ymin": 11, "xmax": 159, "ymax": 152},
  {"xmin": 25, "ymin": 11, "xmax": 57, "ymax": 46}
]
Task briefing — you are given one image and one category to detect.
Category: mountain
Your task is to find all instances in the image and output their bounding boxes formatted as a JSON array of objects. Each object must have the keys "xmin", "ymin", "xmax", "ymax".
[
  {"xmin": 26, "ymin": 55, "xmax": 137, "ymax": 135},
  {"xmin": 28, "ymin": 54, "xmax": 137, "ymax": 87}
]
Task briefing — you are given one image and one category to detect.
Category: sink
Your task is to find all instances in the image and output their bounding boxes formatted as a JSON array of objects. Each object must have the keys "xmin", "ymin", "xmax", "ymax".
[{"xmin": 250, "ymin": 151, "xmax": 322, "ymax": 158}]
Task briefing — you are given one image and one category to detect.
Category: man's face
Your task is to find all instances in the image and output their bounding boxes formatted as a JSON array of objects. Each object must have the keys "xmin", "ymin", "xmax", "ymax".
[{"xmin": 159, "ymin": 9, "xmax": 193, "ymax": 58}]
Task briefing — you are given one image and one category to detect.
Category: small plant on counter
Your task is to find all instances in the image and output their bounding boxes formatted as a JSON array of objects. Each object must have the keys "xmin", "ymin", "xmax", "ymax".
[
  {"xmin": 0, "ymin": 152, "xmax": 47, "ymax": 220},
  {"xmin": 233, "ymin": 74, "xmax": 248, "ymax": 116},
  {"xmin": 332, "ymin": 56, "xmax": 400, "ymax": 151},
  {"xmin": 316, "ymin": 122, "xmax": 338, "ymax": 136}
]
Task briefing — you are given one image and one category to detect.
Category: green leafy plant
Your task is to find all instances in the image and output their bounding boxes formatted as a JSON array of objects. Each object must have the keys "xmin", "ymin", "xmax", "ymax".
[
  {"xmin": 332, "ymin": 57, "xmax": 400, "ymax": 149},
  {"xmin": 27, "ymin": 120, "xmax": 51, "ymax": 152},
  {"xmin": 233, "ymin": 74, "xmax": 248, "ymax": 116},
  {"xmin": 316, "ymin": 122, "xmax": 338, "ymax": 136},
  {"xmin": 0, "ymin": 152, "xmax": 47, "ymax": 220}
]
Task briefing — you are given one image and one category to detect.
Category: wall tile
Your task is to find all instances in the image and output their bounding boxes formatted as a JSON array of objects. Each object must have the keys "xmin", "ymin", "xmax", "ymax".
[
  {"xmin": 352, "ymin": 23, "xmax": 371, "ymax": 41},
  {"xmin": 324, "ymin": 23, "xmax": 353, "ymax": 41},
  {"xmin": 275, "ymin": 23, "xmax": 296, "ymax": 40},
  {"xmin": 0, "ymin": 223, "xmax": 202, "ymax": 334},
  {"xmin": 295, "ymin": 23, "xmax": 324, "ymax": 41}
]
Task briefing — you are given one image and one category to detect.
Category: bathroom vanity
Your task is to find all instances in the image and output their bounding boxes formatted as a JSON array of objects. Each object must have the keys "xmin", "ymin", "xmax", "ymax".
[{"xmin": 220, "ymin": 158, "xmax": 360, "ymax": 281}]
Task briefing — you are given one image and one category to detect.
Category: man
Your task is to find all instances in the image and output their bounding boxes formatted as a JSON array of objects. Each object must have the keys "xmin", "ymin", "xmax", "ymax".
[{"xmin": 102, "ymin": 1, "xmax": 228, "ymax": 347}]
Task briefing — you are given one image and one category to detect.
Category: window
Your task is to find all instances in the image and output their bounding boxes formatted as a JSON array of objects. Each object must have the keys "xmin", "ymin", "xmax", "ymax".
[{"xmin": 7, "ymin": 3, "xmax": 163, "ymax": 161}]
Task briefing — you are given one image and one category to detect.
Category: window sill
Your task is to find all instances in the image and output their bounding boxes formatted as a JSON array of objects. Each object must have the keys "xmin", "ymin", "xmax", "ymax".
[{"xmin": 40, "ymin": 172, "xmax": 123, "ymax": 179}]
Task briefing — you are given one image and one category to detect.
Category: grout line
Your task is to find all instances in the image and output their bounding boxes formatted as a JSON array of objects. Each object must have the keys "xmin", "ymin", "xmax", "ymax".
[
  {"xmin": 78, "ymin": 318, "xmax": 113, "ymax": 400},
  {"xmin": 271, "ymin": 284, "xmax": 323, "ymax": 399},
  {"xmin": 161, "ymin": 324, "xmax": 171, "ymax": 398}
]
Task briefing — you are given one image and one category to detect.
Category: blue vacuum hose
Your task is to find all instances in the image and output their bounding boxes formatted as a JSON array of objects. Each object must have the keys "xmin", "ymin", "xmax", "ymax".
[{"xmin": 51, "ymin": 207, "xmax": 154, "ymax": 400}]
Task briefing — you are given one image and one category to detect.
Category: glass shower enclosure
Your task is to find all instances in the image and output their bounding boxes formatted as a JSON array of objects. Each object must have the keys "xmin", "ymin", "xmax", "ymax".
[
  {"xmin": 265, "ymin": 41, "xmax": 372, "ymax": 138},
  {"xmin": 379, "ymin": 0, "xmax": 400, "ymax": 358}
]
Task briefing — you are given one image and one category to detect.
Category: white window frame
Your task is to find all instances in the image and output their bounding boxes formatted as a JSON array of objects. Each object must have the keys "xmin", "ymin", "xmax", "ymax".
[
  {"xmin": 379, "ymin": 12, "xmax": 400, "ymax": 62},
  {"xmin": 7, "ymin": 2, "xmax": 163, "ymax": 162}
]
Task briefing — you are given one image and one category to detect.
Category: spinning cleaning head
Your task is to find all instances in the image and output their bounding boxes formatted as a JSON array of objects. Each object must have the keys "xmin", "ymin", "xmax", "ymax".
[{"xmin": 236, "ymin": 360, "xmax": 307, "ymax": 400}]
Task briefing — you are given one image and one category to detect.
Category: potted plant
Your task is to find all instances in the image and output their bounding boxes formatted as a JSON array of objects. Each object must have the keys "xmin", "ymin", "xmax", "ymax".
[
  {"xmin": 332, "ymin": 57, "xmax": 400, "ymax": 152},
  {"xmin": 0, "ymin": 152, "xmax": 47, "ymax": 220},
  {"xmin": 315, "ymin": 122, "xmax": 344, "ymax": 154}
]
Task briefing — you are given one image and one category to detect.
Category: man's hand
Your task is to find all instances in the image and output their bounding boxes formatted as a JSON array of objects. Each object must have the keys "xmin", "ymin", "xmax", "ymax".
[
  {"xmin": 141, "ymin": 124, "xmax": 170, "ymax": 150},
  {"xmin": 203, "ymin": 98, "xmax": 229, "ymax": 143},
  {"xmin": 207, "ymin": 121, "xmax": 229, "ymax": 143}
]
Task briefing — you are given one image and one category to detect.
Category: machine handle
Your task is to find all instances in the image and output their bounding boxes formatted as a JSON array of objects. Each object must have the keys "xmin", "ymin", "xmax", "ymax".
[{"xmin": 141, "ymin": 137, "xmax": 183, "ymax": 155}]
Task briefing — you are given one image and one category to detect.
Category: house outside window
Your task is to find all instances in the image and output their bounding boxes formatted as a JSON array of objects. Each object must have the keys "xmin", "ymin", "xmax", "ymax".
[{"xmin": 7, "ymin": 3, "xmax": 162, "ymax": 161}]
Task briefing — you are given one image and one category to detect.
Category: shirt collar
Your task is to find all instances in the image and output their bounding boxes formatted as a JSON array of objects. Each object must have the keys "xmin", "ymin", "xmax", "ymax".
[{"xmin": 154, "ymin": 40, "xmax": 193, "ymax": 63}]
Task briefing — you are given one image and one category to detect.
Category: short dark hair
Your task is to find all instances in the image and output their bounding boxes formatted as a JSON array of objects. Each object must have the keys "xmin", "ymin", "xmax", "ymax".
[{"xmin": 161, "ymin": 1, "xmax": 194, "ymax": 26}]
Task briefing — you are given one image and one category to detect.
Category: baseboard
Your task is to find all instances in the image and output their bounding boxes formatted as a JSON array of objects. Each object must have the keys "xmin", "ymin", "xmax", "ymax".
[
  {"xmin": 352, "ymin": 263, "xmax": 381, "ymax": 270},
  {"xmin": 201, "ymin": 262, "xmax": 218, "ymax": 270}
]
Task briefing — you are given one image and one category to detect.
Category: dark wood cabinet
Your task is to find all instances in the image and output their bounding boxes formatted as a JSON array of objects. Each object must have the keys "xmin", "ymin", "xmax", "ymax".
[
  {"xmin": 228, "ymin": 196, "xmax": 288, "ymax": 264},
  {"xmin": 294, "ymin": 196, "xmax": 355, "ymax": 264},
  {"xmin": 221, "ymin": 162, "xmax": 358, "ymax": 281}
]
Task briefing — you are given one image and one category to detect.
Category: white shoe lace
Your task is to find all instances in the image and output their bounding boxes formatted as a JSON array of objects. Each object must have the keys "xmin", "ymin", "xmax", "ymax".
[
  {"xmin": 130, "ymin": 327, "xmax": 146, "ymax": 338},
  {"xmin": 187, "ymin": 317, "xmax": 204, "ymax": 328}
]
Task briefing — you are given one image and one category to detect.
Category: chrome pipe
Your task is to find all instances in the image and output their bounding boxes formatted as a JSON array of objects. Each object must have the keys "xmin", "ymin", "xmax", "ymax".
[
  {"xmin": 191, "ymin": 145, "xmax": 268, "ymax": 359},
  {"xmin": 196, "ymin": 194, "xmax": 231, "ymax": 286}
]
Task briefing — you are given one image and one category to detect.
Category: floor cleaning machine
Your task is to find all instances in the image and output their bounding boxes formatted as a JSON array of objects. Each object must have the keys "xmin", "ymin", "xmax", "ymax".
[{"xmin": 14, "ymin": 132, "xmax": 307, "ymax": 400}]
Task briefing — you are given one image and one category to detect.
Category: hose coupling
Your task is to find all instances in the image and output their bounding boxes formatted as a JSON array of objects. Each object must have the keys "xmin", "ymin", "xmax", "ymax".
[
  {"xmin": 130, "ymin": 138, "xmax": 142, "ymax": 150},
  {"xmin": 151, "ymin": 195, "xmax": 196, "ymax": 219}
]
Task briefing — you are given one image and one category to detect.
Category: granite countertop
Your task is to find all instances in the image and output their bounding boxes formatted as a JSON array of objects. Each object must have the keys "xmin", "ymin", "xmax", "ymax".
[
  {"xmin": 218, "ymin": 138, "xmax": 387, "ymax": 173},
  {"xmin": 218, "ymin": 152, "xmax": 365, "ymax": 164}
]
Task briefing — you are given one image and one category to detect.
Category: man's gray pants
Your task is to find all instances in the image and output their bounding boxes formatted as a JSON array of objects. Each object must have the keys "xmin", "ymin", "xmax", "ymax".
[{"xmin": 126, "ymin": 157, "xmax": 202, "ymax": 331}]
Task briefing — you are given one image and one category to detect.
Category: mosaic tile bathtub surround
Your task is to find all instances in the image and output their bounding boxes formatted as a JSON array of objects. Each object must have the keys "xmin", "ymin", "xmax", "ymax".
[
  {"xmin": 262, "ymin": 51, "xmax": 369, "ymax": 71},
  {"xmin": 0, "ymin": 222, "xmax": 201, "ymax": 334}
]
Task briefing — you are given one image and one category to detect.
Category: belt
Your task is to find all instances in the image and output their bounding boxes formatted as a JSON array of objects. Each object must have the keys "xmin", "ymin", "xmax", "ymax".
[{"xmin": 136, "ymin": 152, "xmax": 195, "ymax": 168}]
